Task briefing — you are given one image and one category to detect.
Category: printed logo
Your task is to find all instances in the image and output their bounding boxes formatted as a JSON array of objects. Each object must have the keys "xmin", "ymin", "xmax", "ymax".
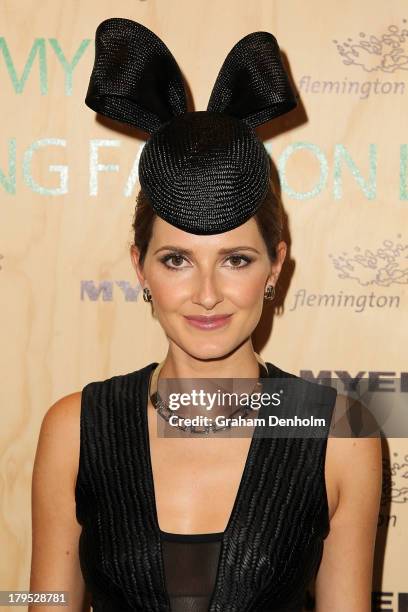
[
  {"xmin": 298, "ymin": 20, "xmax": 407, "ymax": 98},
  {"xmin": 381, "ymin": 450, "xmax": 408, "ymax": 507},
  {"xmin": 372, "ymin": 592, "xmax": 408, "ymax": 612},
  {"xmin": 80, "ymin": 281, "xmax": 142, "ymax": 302},
  {"xmin": 333, "ymin": 20, "xmax": 408, "ymax": 73},
  {"xmin": 329, "ymin": 235, "xmax": 408, "ymax": 287},
  {"xmin": 378, "ymin": 449, "xmax": 407, "ymax": 530},
  {"xmin": 289, "ymin": 236, "xmax": 405, "ymax": 313}
]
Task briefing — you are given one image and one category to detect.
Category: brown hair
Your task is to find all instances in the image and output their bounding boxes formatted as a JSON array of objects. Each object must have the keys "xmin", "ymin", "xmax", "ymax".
[{"xmin": 131, "ymin": 179, "xmax": 283, "ymax": 268}]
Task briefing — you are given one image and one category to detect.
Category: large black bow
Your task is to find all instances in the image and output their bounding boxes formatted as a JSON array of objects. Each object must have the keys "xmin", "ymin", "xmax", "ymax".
[{"xmin": 85, "ymin": 17, "xmax": 297, "ymax": 134}]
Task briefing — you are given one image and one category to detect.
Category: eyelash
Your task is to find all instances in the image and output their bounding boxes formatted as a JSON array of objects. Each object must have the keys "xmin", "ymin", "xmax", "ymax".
[{"xmin": 159, "ymin": 252, "xmax": 254, "ymax": 271}]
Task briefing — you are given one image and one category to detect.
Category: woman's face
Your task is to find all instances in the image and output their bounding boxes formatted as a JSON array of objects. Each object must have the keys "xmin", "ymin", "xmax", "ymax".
[{"xmin": 131, "ymin": 216, "xmax": 286, "ymax": 360}]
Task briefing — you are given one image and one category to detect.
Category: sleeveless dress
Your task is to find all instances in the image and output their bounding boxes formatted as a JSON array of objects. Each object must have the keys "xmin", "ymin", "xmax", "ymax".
[{"xmin": 75, "ymin": 361, "xmax": 337, "ymax": 611}]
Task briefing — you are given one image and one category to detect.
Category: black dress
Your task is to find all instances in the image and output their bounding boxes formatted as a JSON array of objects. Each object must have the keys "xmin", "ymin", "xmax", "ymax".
[{"xmin": 75, "ymin": 361, "xmax": 337, "ymax": 611}]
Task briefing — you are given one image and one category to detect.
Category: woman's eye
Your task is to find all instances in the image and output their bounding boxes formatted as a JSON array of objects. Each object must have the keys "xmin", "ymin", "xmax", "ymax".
[
  {"xmin": 226, "ymin": 255, "xmax": 252, "ymax": 268},
  {"xmin": 160, "ymin": 254, "xmax": 188, "ymax": 269}
]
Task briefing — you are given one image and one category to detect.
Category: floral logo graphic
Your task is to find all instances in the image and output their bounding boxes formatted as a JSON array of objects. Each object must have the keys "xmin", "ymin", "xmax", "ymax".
[
  {"xmin": 329, "ymin": 235, "xmax": 408, "ymax": 286},
  {"xmin": 333, "ymin": 20, "xmax": 408, "ymax": 72},
  {"xmin": 381, "ymin": 451, "xmax": 408, "ymax": 505}
]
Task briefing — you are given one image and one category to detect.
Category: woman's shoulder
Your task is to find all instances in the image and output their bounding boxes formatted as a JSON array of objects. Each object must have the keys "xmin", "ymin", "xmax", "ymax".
[
  {"xmin": 35, "ymin": 392, "xmax": 83, "ymax": 489},
  {"xmin": 41, "ymin": 391, "xmax": 82, "ymax": 441},
  {"xmin": 44, "ymin": 362, "xmax": 158, "ymax": 429},
  {"xmin": 329, "ymin": 391, "xmax": 383, "ymax": 439},
  {"xmin": 41, "ymin": 392, "xmax": 82, "ymax": 435},
  {"xmin": 326, "ymin": 392, "xmax": 382, "ymax": 520},
  {"xmin": 35, "ymin": 363, "xmax": 158, "ymax": 492}
]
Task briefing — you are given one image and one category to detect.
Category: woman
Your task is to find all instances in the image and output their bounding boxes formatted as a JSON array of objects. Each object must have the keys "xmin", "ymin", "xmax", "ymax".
[{"xmin": 29, "ymin": 18, "xmax": 382, "ymax": 612}]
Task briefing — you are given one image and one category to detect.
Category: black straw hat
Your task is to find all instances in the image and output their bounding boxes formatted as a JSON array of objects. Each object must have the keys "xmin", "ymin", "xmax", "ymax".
[{"xmin": 85, "ymin": 18, "xmax": 297, "ymax": 235}]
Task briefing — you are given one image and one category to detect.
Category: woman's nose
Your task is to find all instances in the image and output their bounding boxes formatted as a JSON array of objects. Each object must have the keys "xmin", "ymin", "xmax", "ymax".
[{"xmin": 191, "ymin": 271, "xmax": 224, "ymax": 310}]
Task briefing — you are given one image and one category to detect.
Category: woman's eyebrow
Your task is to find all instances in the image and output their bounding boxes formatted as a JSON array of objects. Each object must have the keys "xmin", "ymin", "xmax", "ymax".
[{"xmin": 153, "ymin": 245, "xmax": 260, "ymax": 255}]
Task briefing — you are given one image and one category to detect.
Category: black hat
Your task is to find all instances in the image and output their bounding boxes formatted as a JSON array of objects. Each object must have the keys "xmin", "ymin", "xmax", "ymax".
[{"xmin": 85, "ymin": 18, "xmax": 297, "ymax": 235}]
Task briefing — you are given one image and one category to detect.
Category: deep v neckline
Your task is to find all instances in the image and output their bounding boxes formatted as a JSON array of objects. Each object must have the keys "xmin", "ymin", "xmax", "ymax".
[
  {"xmin": 142, "ymin": 360, "xmax": 273, "ymax": 539},
  {"xmin": 138, "ymin": 360, "xmax": 278, "ymax": 610}
]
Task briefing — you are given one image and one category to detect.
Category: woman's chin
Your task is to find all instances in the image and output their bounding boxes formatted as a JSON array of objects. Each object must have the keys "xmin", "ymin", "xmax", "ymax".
[{"xmin": 179, "ymin": 340, "xmax": 240, "ymax": 362}]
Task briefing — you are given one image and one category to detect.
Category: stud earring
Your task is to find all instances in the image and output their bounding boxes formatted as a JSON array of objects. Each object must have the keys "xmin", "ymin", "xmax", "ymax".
[
  {"xmin": 143, "ymin": 287, "xmax": 152, "ymax": 302},
  {"xmin": 264, "ymin": 285, "xmax": 275, "ymax": 300}
]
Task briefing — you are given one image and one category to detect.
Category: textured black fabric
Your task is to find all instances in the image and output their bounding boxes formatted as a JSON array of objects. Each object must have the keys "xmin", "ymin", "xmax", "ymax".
[
  {"xmin": 85, "ymin": 18, "xmax": 297, "ymax": 132},
  {"xmin": 75, "ymin": 361, "xmax": 337, "ymax": 611},
  {"xmin": 85, "ymin": 19, "xmax": 188, "ymax": 134},
  {"xmin": 84, "ymin": 18, "xmax": 298, "ymax": 235},
  {"xmin": 137, "ymin": 111, "xmax": 271, "ymax": 235},
  {"xmin": 206, "ymin": 30, "xmax": 297, "ymax": 127}
]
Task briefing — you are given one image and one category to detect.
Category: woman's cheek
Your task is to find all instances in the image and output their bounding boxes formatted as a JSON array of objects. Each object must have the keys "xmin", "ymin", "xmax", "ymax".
[
  {"xmin": 151, "ymin": 277, "xmax": 192, "ymax": 308},
  {"xmin": 223, "ymin": 275, "xmax": 265, "ymax": 307}
]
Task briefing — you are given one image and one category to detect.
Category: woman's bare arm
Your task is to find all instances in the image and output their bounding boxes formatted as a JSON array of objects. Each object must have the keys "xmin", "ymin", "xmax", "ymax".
[
  {"xmin": 314, "ymin": 395, "xmax": 383, "ymax": 611},
  {"xmin": 29, "ymin": 392, "xmax": 90, "ymax": 612}
]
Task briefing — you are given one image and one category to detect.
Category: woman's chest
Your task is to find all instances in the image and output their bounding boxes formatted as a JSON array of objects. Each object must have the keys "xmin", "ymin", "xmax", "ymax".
[
  {"xmin": 147, "ymin": 409, "xmax": 256, "ymax": 534},
  {"xmin": 147, "ymin": 400, "xmax": 338, "ymax": 534}
]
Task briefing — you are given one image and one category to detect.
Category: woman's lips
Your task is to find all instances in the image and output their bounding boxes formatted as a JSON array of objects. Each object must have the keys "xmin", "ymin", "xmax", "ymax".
[{"xmin": 184, "ymin": 314, "xmax": 232, "ymax": 330}]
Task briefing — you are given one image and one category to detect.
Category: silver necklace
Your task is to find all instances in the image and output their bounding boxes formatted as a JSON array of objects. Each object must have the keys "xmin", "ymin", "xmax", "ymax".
[{"xmin": 148, "ymin": 356, "xmax": 269, "ymax": 435}]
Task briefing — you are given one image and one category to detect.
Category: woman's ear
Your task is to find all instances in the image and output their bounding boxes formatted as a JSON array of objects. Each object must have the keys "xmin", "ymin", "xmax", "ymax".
[
  {"xmin": 130, "ymin": 245, "xmax": 146, "ymax": 288},
  {"xmin": 267, "ymin": 241, "xmax": 287, "ymax": 285}
]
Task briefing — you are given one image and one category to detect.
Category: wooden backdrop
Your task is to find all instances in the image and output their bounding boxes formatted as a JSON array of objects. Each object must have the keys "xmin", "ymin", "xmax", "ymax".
[{"xmin": 1, "ymin": 0, "xmax": 406, "ymax": 609}]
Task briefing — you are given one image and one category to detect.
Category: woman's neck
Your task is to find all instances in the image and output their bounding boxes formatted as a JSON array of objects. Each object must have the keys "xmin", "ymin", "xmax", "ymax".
[{"xmin": 157, "ymin": 345, "xmax": 264, "ymax": 380}]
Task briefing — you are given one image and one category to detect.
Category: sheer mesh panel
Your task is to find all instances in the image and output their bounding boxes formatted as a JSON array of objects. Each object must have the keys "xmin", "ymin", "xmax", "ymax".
[{"xmin": 160, "ymin": 531, "xmax": 223, "ymax": 612}]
